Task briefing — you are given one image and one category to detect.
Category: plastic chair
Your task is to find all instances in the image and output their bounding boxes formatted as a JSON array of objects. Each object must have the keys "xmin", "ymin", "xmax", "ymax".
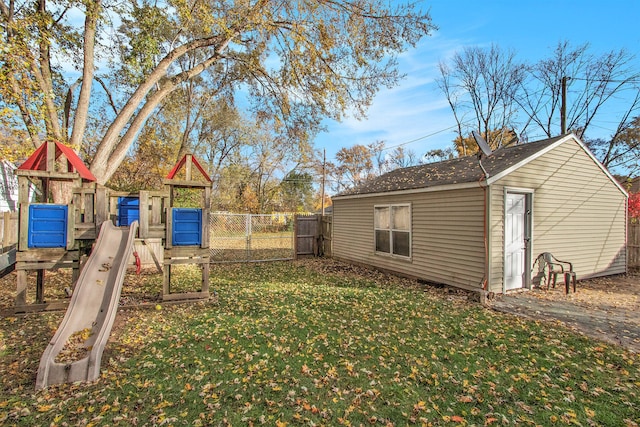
[{"xmin": 533, "ymin": 252, "xmax": 576, "ymax": 293}]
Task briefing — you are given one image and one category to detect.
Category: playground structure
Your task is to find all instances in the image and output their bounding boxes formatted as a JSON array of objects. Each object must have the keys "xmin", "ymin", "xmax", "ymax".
[
  {"xmin": 9, "ymin": 141, "xmax": 212, "ymax": 388},
  {"xmin": 162, "ymin": 153, "xmax": 211, "ymax": 300},
  {"xmin": 12, "ymin": 141, "xmax": 212, "ymax": 312},
  {"xmin": 15, "ymin": 141, "xmax": 101, "ymax": 311}
]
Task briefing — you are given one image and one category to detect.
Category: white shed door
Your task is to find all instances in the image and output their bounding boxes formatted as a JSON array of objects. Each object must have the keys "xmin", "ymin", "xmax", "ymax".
[{"xmin": 505, "ymin": 193, "xmax": 526, "ymax": 291}]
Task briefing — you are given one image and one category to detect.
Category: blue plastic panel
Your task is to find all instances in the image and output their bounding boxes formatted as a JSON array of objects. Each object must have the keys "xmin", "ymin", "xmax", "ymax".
[
  {"xmin": 117, "ymin": 196, "xmax": 139, "ymax": 226},
  {"xmin": 28, "ymin": 204, "xmax": 68, "ymax": 248},
  {"xmin": 172, "ymin": 208, "xmax": 202, "ymax": 246}
]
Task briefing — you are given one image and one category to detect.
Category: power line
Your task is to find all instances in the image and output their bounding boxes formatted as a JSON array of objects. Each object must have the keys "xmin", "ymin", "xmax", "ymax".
[
  {"xmin": 567, "ymin": 77, "xmax": 640, "ymax": 84},
  {"xmin": 379, "ymin": 122, "xmax": 465, "ymax": 152},
  {"xmin": 322, "ymin": 118, "xmax": 482, "ymax": 164}
]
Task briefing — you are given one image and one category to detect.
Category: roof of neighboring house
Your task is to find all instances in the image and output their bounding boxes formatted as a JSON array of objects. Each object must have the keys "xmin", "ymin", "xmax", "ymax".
[{"xmin": 334, "ymin": 134, "xmax": 625, "ymax": 199}]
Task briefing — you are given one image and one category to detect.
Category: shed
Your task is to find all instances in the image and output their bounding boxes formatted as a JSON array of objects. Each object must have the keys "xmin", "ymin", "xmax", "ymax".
[{"xmin": 331, "ymin": 134, "xmax": 628, "ymax": 294}]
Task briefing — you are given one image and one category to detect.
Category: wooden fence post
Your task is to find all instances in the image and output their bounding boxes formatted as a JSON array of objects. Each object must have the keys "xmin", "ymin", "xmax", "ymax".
[
  {"xmin": 293, "ymin": 214, "xmax": 298, "ymax": 260},
  {"xmin": 629, "ymin": 222, "xmax": 640, "ymax": 269}
]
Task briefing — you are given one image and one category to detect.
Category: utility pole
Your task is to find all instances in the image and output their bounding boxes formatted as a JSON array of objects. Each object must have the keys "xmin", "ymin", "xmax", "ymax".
[
  {"xmin": 321, "ymin": 148, "xmax": 326, "ymax": 216},
  {"xmin": 561, "ymin": 76, "xmax": 568, "ymax": 134}
]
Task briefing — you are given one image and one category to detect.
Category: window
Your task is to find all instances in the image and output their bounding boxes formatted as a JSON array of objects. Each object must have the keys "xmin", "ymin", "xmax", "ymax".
[{"xmin": 374, "ymin": 204, "xmax": 411, "ymax": 258}]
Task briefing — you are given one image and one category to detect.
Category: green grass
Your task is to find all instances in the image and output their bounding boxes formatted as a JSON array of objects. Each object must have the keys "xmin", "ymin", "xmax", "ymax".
[{"xmin": 1, "ymin": 260, "xmax": 639, "ymax": 426}]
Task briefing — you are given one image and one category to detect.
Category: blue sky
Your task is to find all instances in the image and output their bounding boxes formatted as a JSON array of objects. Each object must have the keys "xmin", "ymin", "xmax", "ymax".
[{"xmin": 314, "ymin": 0, "xmax": 640, "ymax": 164}]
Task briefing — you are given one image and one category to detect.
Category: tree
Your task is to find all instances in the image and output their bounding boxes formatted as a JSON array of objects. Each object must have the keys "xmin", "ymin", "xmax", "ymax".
[
  {"xmin": 313, "ymin": 192, "xmax": 332, "ymax": 213},
  {"xmin": 423, "ymin": 147, "xmax": 454, "ymax": 163},
  {"xmin": 210, "ymin": 118, "xmax": 314, "ymax": 213},
  {"xmin": 0, "ymin": 126, "xmax": 31, "ymax": 162},
  {"xmin": 519, "ymin": 42, "xmax": 640, "ymax": 142},
  {"xmin": 329, "ymin": 141, "xmax": 424, "ymax": 192},
  {"xmin": 279, "ymin": 171, "xmax": 315, "ymax": 212},
  {"xmin": 195, "ymin": 101, "xmax": 263, "ymax": 186},
  {"xmin": 331, "ymin": 144, "xmax": 377, "ymax": 192},
  {"xmin": 214, "ymin": 163, "xmax": 254, "ymax": 212},
  {"xmin": 1, "ymin": 0, "xmax": 434, "ymax": 185},
  {"xmin": 388, "ymin": 146, "xmax": 421, "ymax": 169},
  {"xmin": 437, "ymin": 41, "xmax": 640, "ymax": 173},
  {"xmin": 108, "ymin": 126, "xmax": 176, "ymax": 191},
  {"xmin": 629, "ymin": 192, "xmax": 640, "ymax": 223},
  {"xmin": 437, "ymin": 45, "xmax": 526, "ymax": 153},
  {"xmin": 588, "ymin": 116, "xmax": 640, "ymax": 174},
  {"xmin": 517, "ymin": 42, "xmax": 640, "ymax": 173}
]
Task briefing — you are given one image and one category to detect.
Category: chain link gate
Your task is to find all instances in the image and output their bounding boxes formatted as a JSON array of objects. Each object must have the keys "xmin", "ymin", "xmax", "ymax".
[{"xmin": 210, "ymin": 213, "xmax": 295, "ymax": 263}]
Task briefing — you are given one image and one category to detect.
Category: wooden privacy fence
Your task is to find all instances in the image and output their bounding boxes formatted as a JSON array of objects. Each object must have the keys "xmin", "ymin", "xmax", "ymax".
[
  {"xmin": 629, "ymin": 222, "xmax": 640, "ymax": 268},
  {"xmin": 0, "ymin": 211, "xmax": 18, "ymax": 273},
  {"xmin": 294, "ymin": 214, "xmax": 332, "ymax": 258},
  {"xmin": 0, "ymin": 211, "xmax": 18, "ymax": 251}
]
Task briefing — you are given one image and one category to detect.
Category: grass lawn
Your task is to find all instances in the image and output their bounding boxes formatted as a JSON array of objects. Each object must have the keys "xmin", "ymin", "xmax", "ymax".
[{"xmin": 1, "ymin": 259, "xmax": 638, "ymax": 426}]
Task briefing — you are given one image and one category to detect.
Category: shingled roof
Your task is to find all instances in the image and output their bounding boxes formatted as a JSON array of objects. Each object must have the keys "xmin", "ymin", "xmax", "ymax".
[{"xmin": 335, "ymin": 135, "xmax": 567, "ymax": 198}]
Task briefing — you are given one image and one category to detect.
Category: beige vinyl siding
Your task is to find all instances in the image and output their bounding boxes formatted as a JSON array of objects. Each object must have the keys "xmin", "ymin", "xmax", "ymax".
[
  {"xmin": 488, "ymin": 137, "xmax": 626, "ymax": 292},
  {"xmin": 333, "ymin": 187, "xmax": 486, "ymax": 290}
]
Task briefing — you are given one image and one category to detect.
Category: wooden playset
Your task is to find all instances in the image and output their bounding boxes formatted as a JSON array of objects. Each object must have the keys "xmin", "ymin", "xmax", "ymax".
[{"xmin": 13, "ymin": 141, "xmax": 211, "ymax": 312}]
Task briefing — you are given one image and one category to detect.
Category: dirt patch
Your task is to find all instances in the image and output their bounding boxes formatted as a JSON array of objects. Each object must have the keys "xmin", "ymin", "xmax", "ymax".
[{"xmin": 489, "ymin": 272, "xmax": 640, "ymax": 353}]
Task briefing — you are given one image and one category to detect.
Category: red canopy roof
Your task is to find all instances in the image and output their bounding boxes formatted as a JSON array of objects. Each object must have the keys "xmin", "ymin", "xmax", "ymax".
[
  {"xmin": 166, "ymin": 154, "xmax": 212, "ymax": 182},
  {"xmin": 18, "ymin": 141, "xmax": 96, "ymax": 182}
]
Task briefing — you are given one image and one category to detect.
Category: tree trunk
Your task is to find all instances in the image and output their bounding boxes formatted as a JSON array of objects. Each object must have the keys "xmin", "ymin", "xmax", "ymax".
[
  {"xmin": 70, "ymin": 0, "xmax": 101, "ymax": 151},
  {"xmin": 35, "ymin": 0, "xmax": 62, "ymax": 141},
  {"xmin": 102, "ymin": 53, "xmax": 224, "ymax": 182},
  {"xmin": 89, "ymin": 35, "xmax": 230, "ymax": 183}
]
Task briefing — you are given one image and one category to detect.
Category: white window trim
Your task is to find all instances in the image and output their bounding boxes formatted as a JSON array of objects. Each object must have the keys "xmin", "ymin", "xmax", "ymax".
[{"xmin": 374, "ymin": 203, "xmax": 412, "ymax": 259}]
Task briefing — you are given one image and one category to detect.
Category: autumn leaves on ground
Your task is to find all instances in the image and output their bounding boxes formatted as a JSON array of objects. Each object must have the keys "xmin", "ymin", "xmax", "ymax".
[{"xmin": 1, "ymin": 260, "xmax": 638, "ymax": 426}]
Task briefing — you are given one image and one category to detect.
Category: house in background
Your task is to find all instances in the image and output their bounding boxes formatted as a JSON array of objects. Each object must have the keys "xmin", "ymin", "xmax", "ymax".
[
  {"xmin": 331, "ymin": 134, "xmax": 627, "ymax": 294},
  {"xmin": 0, "ymin": 160, "xmax": 38, "ymax": 211}
]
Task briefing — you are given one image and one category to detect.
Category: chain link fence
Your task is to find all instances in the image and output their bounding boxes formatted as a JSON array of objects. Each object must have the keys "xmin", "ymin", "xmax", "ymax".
[{"xmin": 210, "ymin": 213, "xmax": 295, "ymax": 263}]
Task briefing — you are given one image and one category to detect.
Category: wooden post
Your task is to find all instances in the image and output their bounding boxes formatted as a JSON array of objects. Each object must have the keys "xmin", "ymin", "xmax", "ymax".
[
  {"xmin": 18, "ymin": 176, "xmax": 30, "ymax": 205},
  {"xmin": 150, "ymin": 195, "xmax": 162, "ymax": 226},
  {"xmin": 71, "ymin": 263, "xmax": 79, "ymax": 286},
  {"xmin": 17, "ymin": 176, "xmax": 30, "ymax": 252},
  {"xmin": 314, "ymin": 214, "xmax": 321, "ymax": 256},
  {"xmin": 95, "ymin": 186, "xmax": 108, "ymax": 229},
  {"xmin": 163, "ymin": 264, "xmax": 171, "ymax": 296},
  {"xmin": 165, "ymin": 208, "xmax": 173, "ymax": 249},
  {"xmin": 202, "ymin": 262, "xmax": 210, "ymax": 294},
  {"xmin": 67, "ymin": 201, "xmax": 75, "ymax": 250},
  {"xmin": 2, "ymin": 211, "xmax": 9, "ymax": 247},
  {"xmin": 201, "ymin": 186, "xmax": 210, "ymax": 249},
  {"xmin": 46, "ymin": 141, "xmax": 55, "ymax": 173},
  {"xmin": 36, "ymin": 270, "xmax": 45, "ymax": 303},
  {"xmin": 185, "ymin": 154, "xmax": 193, "ymax": 181},
  {"xmin": 293, "ymin": 214, "xmax": 298, "ymax": 260},
  {"xmin": 84, "ymin": 190, "xmax": 95, "ymax": 224},
  {"xmin": 18, "ymin": 202, "xmax": 29, "ymax": 251},
  {"xmin": 16, "ymin": 269, "xmax": 27, "ymax": 308},
  {"xmin": 139, "ymin": 191, "xmax": 149, "ymax": 239}
]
